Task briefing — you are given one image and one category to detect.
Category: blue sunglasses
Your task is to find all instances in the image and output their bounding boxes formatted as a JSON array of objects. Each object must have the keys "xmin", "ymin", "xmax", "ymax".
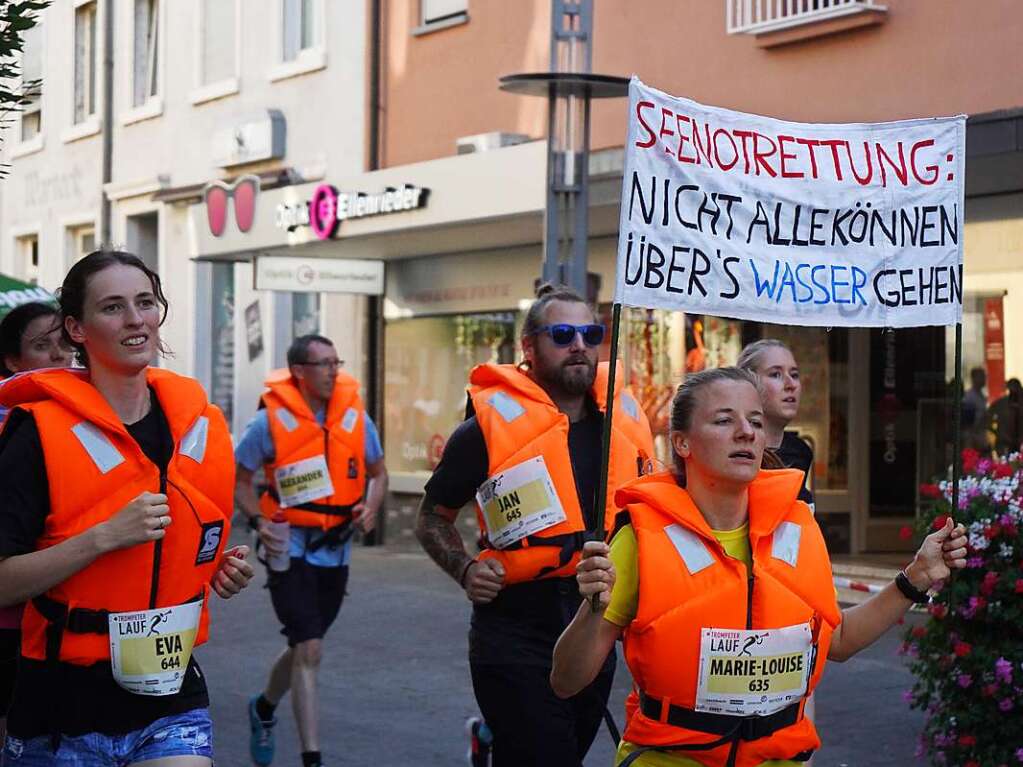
[{"xmin": 534, "ymin": 323, "xmax": 605, "ymax": 347}]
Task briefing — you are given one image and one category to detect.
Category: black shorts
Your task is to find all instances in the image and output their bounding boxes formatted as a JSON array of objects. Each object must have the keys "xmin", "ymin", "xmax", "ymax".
[
  {"xmin": 0, "ymin": 629, "xmax": 19, "ymax": 717},
  {"xmin": 268, "ymin": 559, "xmax": 349, "ymax": 647}
]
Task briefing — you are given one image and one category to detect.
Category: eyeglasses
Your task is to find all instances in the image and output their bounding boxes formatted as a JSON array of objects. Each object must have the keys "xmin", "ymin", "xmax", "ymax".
[
  {"xmin": 534, "ymin": 323, "xmax": 605, "ymax": 348},
  {"xmin": 203, "ymin": 175, "xmax": 260, "ymax": 237},
  {"xmin": 300, "ymin": 358, "xmax": 343, "ymax": 370}
]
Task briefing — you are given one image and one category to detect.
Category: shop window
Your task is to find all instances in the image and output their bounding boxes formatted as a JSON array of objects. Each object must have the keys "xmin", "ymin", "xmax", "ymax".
[
  {"xmin": 869, "ymin": 327, "xmax": 947, "ymax": 518},
  {"xmin": 133, "ymin": 0, "xmax": 160, "ymax": 107},
  {"xmin": 20, "ymin": 22, "xmax": 43, "ymax": 142},
  {"xmin": 73, "ymin": 1, "xmax": 97, "ymax": 124},
  {"xmin": 291, "ymin": 292, "xmax": 320, "ymax": 338},
  {"xmin": 210, "ymin": 262, "xmax": 235, "ymax": 425},
  {"xmin": 200, "ymin": 0, "xmax": 237, "ymax": 85},
  {"xmin": 384, "ymin": 312, "xmax": 516, "ymax": 476}
]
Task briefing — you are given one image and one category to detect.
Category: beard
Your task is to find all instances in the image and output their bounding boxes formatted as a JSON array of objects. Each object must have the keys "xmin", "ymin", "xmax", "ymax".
[{"xmin": 534, "ymin": 353, "xmax": 597, "ymax": 396}]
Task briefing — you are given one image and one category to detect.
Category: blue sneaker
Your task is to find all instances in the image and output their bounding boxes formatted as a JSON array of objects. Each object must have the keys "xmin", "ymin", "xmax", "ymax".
[
  {"xmin": 465, "ymin": 716, "xmax": 492, "ymax": 767},
  {"xmin": 248, "ymin": 695, "xmax": 277, "ymax": 766}
]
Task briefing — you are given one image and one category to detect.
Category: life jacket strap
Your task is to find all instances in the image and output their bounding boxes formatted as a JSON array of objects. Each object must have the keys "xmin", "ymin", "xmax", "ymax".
[
  {"xmin": 267, "ymin": 487, "xmax": 356, "ymax": 518},
  {"xmin": 638, "ymin": 690, "xmax": 802, "ymax": 740},
  {"xmin": 306, "ymin": 520, "xmax": 356, "ymax": 552}
]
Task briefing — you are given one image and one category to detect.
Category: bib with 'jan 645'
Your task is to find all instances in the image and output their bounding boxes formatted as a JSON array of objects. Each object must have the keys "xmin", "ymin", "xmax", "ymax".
[
  {"xmin": 274, "ymin": 454, "xmax": 335, "ymax": 508},
  {"xmin": 108, "ymin": 601, "xmax": 202, "ymax": 696},
  {"xmin": 695, "ymin": 623, "xmax": 813, "ymax": 717},
  {"xmin": 476, "ymin": 456, "xmax": 567, "ymax": 550}
]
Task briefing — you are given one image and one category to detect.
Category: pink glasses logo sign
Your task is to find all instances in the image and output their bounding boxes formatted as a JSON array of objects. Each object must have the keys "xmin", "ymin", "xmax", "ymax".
[
  {"xmin": 203, "ymin": 175, "xmax": 260, "ymax": 237},
  {"xmin": 275, "ymin": 183, "xmax": 429, "ymax": 241}
]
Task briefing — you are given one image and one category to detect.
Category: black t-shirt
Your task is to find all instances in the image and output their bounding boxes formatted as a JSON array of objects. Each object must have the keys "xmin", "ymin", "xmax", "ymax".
[
  {"xmin": 0, "ymin": 391, "xmax": 209, "ymax": 739},
  {"xmin": 424, "ymin": 400, "xmax": 606, "ymax": 668},
  {"xmin": 775, "ymin": 430, "xmax": 815, "ymax": 506}
]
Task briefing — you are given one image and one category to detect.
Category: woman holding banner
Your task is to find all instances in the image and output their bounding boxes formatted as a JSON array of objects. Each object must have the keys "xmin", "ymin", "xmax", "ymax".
[{"xmin": 550, "ymin": 367, "xmax": 967, "ymax": 766}]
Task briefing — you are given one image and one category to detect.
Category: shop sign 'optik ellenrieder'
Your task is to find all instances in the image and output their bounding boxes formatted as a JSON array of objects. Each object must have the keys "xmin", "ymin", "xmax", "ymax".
[{"xmin": 275, "ymin": 183, "xmax": 429, "ymax": 240}]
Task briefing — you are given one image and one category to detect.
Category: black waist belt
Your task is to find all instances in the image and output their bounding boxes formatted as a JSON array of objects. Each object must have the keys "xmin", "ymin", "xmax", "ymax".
[
  {"xmin": 32, "ymin": 590, "xmax": 202, "ymax": 752},
  {"xmin": 306, "ymin": 520, "xmax": 356, "ymax": 552},
  {"xmin": 638, "ymin": 691, "xmax": 801, "ymax": 740},
  {"xmin": 494, "ymin": 530, "xmax": 601, "ymax": 579},
  {"xmin": 268, "ymin": 487, "xmax": 355, "ymax": 517}
]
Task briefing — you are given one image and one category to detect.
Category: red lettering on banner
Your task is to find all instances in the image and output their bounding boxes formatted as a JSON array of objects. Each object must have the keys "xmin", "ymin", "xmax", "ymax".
[
  {"xmin": 778, "ymin": 135, "xmax": 803, "ymax": 179},
  {"xmin": 635, "ymin": 101, "xmax": 657, "ymax": 148},
  {"xmin": 631, "ymin": 104, "xmax": 950, "ymax": 190}
]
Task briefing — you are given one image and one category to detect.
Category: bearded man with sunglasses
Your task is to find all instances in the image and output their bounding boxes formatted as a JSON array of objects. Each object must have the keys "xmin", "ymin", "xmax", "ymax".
[
  {"xmin": 417, "ymin": 284, "xmax": 655, "ymax": 767},
  {"xmin": 234, "ymin": 334, "xmax": 388, "ymax": 767}
]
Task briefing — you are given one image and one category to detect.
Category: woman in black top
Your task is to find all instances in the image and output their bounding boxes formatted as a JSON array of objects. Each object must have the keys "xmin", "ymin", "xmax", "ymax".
[
  {"xmin": 738, "ymin": 339, "xmax": 815, "ymax": 507},
  {"xmin": 0, "ymin": 252, "xmax": 253, "ymax": 767},
  {"xmin": 0, "ymin": 301, "xmax": 73, "ymax": 746}
]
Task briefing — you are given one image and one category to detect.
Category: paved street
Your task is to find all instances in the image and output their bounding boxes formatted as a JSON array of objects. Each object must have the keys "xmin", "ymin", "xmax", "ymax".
[{"xmin": 203, "ymin": 537, "xmax": 925, "ymax": 767}]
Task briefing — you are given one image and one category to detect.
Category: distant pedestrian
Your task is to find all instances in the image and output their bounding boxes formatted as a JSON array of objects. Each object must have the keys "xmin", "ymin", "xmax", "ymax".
[
  {"xmin": 961, "ymin": 367, "xmax": 989, "ymax": 452},
  {"xmin": 987, "ymin": 377, "xmax": 1023, "ymax": 455}
]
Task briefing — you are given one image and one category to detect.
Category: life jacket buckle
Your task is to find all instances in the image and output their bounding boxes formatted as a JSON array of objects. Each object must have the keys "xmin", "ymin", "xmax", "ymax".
[{"xmin": 738, "ymin": 715, "xmax": 761, "ymax": 741}]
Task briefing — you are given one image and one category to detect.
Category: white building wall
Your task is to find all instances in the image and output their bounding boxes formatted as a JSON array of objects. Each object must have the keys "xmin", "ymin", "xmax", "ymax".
[{"xmin": 1, "ymin": 0, "xmax": 368, "ymax": 434}]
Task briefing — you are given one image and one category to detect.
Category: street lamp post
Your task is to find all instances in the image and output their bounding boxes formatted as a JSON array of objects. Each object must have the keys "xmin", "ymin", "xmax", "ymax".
[{"xmin": 500, "ymin": 0, "xmax": 628, "ymax": 298}]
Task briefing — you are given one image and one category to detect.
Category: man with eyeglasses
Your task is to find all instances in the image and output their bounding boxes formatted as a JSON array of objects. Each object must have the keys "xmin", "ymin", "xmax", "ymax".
[
  {"xmin": 234, "ymin": 334, "xmax": 387, "ymax": 767},
  {"xmin": 416, "ymin": 284, "xmax": 654, "ymax": 766}
]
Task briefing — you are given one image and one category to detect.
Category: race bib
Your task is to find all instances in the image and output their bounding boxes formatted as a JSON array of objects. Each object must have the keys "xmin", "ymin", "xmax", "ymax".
[
  {"xmin": 476, "ymin": 457, "xmax": 567, "ymax": 549},
  {"xmin": 109, "ymin": 601, "xmax": 202, "ymax": 696},
  {"xmin": 696, "ymin": 623, "xmax": 813, "ymax": 717},
  {"xmin": 274, "ymin": 455, "xmax": 335, "ymax": 508}
]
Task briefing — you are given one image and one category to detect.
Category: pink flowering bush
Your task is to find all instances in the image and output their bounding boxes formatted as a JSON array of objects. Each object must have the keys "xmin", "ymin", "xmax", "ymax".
[{"xmin": 904, "ymin": 449, "xmax": 1023, "ymax": 765}]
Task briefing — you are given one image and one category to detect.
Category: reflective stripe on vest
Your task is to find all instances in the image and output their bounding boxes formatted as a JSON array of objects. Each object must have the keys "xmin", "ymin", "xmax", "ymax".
[
  {"xmin": 341, "ymin": 407, "xmax": 359, "ymax": 432},
  {"xmin": 621, "ymin": 391, "xmax": 640, "ymax": 421},
  {"xmin": 664, "ymin": 523, "xmax": 715, "ymax": 575},
  {"xmin": 180, "ymin": 416, "xmax": 209, "ymax": 464},
  {"xmin": 275, "ymin": 407, "xmax": 299, "ymax": 432},
  {"xmin": 771, "ymin": 521, "xmax": 802, "ymax": 567},
  {"xmin": 71, "ymin": 422, "xmax": 125, "ymax": 474},
  {"xmin": 488, "ymin": 391, "xmax": 525, "ymax": 423}
]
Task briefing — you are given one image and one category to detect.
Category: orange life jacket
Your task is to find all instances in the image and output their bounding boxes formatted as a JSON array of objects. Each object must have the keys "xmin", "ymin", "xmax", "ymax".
[
  {"xmin": 258, "ymin": 370, "xmax": 366, "ymax": 530},
  {"xmin": 0, "ymin": 368, "xmax": 234, "ymax": 667},
  {"xmin": 615, "ymin": 470, "xmax": 842, "ymax": 767},
  {"xmin": 468, "ymin": 361, "xmax": 655, "ymax": 584}
]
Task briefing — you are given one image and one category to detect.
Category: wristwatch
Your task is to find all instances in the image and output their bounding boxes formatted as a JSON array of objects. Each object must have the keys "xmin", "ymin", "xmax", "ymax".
[{"xmin": 894, "ymin": 570, "xmax": 931, "ymax": 604}]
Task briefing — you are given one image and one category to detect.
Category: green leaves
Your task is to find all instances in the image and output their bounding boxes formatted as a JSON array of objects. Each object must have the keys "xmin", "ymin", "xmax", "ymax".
[{"xmin": 0, "ymin": 1, "xmax": 50, "ymax": 158}]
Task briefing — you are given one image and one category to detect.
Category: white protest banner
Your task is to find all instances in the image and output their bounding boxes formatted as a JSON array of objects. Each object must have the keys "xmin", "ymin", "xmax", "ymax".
[{"xmin": 615, "ymin": 78, "xmax": 966, "ymax": 328}]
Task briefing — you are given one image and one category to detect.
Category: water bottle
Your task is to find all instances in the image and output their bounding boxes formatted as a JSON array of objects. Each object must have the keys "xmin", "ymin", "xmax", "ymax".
[{"xmin": 265, "ymin": 511, "xmax": 291, "ymax": 572}]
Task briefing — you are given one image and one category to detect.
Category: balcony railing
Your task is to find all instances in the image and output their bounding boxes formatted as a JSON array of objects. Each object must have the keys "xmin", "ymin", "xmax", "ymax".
[{"xmin": 727, "ymin": 0, "xmax": 886, "ymax": 35}]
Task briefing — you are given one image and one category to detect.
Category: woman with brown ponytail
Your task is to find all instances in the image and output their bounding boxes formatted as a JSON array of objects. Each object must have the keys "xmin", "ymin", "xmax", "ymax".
[{"xmin": 551, "ymin": 367, "xmax": 967, "ymax": 767}]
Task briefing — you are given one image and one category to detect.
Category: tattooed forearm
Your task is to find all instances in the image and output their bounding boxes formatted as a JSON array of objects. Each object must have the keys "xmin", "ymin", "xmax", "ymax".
[{"xmin": 415, "ymin": 494, "xmax": 471, "ymax": 583}]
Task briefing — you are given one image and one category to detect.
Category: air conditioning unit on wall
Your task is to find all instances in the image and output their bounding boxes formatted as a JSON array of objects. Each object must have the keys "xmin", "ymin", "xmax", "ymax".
[{"xmin": 456, "ymin": 132, "xmax": 530, "ymax": 155}]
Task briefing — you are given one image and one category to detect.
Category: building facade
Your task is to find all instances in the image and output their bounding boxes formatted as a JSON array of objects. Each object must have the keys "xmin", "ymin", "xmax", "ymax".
[
  {"xmin": 3, "ymin": 1, "xmax": 1021, "ymax": 554},
  {"xmin": 366, "ymin": 0, "xmax": 1023, "ymax": 553},
  {"xmin": 0, "ymin": 0, "xmax": 371, "ymax": 436}
]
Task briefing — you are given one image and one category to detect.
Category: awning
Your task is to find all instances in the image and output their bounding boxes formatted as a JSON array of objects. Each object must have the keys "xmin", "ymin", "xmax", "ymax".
[{"xmin": 0, "ymin": 274, "xmax": 57, "ymax": 320}]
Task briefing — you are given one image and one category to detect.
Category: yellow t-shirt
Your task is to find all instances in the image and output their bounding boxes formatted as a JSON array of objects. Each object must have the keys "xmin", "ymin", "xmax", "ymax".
[{"xmin": 606, "ymin": 524, "xmax": 799, "ymax": 767}]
